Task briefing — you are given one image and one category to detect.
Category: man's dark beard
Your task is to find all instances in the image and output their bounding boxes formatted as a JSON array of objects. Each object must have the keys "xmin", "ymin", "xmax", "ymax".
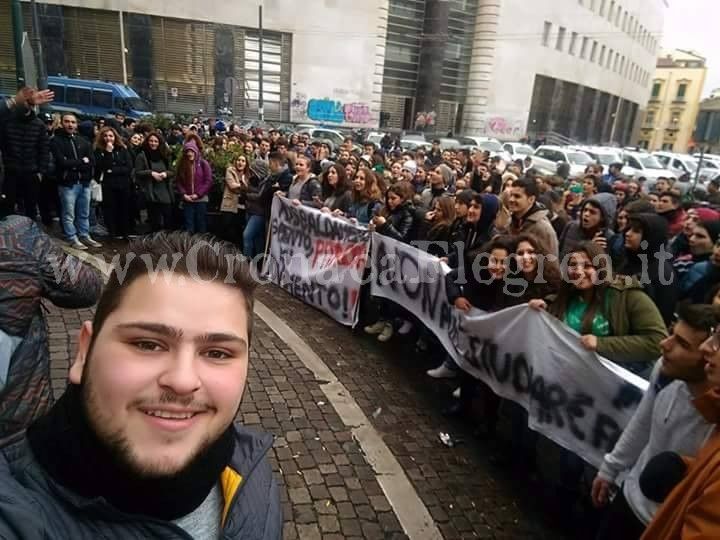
[
  {"xmin": 26, "ymin": 383, "xmax": 236, "ymax": 520},
  {"xmin": 80, "ymin": 374, "xmax": 216, "ymax": 479}
]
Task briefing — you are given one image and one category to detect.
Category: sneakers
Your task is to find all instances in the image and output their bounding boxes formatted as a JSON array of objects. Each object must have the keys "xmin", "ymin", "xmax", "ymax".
[
  {"xmin": 68, "ymin": 239, "xmax": 87, "ymax": 250},
  {"xmin": 452, "ymin": 387, "xmax": 461, "ymax": 399},
  {"xmin": 426, "ymin": 364, "xmax": 459, "ymax": 379},
  {"xmin": 364, "ymin": 321, "xmax": 387, "ymax": 335},
  {"xmin": 397, "ymin": 319, "xmax": 414, "ymax": 335},
  {"xmin": 378, "ymin": 323, "xmax": 394, "ymax": 342},
  {"xmin": 80, "ymin": 236, "xmax": 102, "ymax": 248}
]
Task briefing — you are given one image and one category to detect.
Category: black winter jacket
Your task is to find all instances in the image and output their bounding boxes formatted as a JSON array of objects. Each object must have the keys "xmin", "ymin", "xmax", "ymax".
[
  {"xmin": 0, "ymin": 427, "xmax": 282, "ymax": 539},
  {"xmin": 0, "ymin": 108, "xmax": 49, "ymax": 175},
  {"xmin": 94, "ymin": 147, "xmax": 133, "ymax": 189},
  {"xmin": 50, "ymin": 132, "xmax": 94, "ymax": 186},
  {"xmin": 377, "ymin": 201, "xmax": 415, "ymax": 243}
]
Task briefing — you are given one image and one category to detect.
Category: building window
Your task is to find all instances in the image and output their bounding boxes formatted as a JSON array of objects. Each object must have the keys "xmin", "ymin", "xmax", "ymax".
[
  {"xmin": 569, "ymin": 32, "xmax": 578, "ymax": 55},
  {"xmin": 677, "ymin": 83, "xmax": 687, "ymax": 99},
  {"xmin": 556, "ymin": 26, "xmax": 566, "ymax": 51},
  {"xmin": 615, "ymin": 6, "xmax": 621, "ymax": 25},
  {"xmin": 580, "ymin": 36, "xmax": 589, "ymax": 58},
  {"xmin": 599, "ymin": 0, "xmax": 606, "ymax": 16},
  {"xmin": 599, "ymin": 45, "xmax": 606, "ymax": 65},
  {"xmin": 606, "ymin": 48, "xmax": 613, "ymax": 69},
  {"xmin": 542, "ymin": 21, "xmax": 552, "ymax": 47},
  {"xmin": 590, "ymin": 40, "xmax": 598, "ymax": 62},
  {"xmin": 613, "ymin": 52, "xmax": 619, "ymax": 71},
  {"xmin": 646, "ymin": 111, "xmax": 655, "ymax": 125},
  {"xmin": 608, "ymin": 1, "xmax": 614, "ymax": 22},
  {"xmin": 652, "ymin": 82, "xmax": 661, "ymax": 97},
  {"xmin": 622, "ymin": 11, "xmax": 628, "ymax": 31}
]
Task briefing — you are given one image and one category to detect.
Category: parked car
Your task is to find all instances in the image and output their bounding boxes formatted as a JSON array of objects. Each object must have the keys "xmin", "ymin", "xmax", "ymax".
[
  {"xmin": 502, "ymin": 142, "xmax": 535, "ymax": 161},
  {"xmin": 459, "ymin": 137, "xmax": 511, "ymax": 161},
  {"xmin": 297, "ymin": 127, "xmax": 346, "ymax": 151},
  {"xmin": 572, "ymin": 146, "xmax": 623, "ymax": 172},
  {"xmin": 619, "ymin": 150, "xmax": 669, "ymax": 181},
  {"xmin": 531, "ymin": 145, "xmax": 593, "ymax": 177},
  {"xmin": 653, "ymin": 151, "xmax": 717, "ymax": 183}
]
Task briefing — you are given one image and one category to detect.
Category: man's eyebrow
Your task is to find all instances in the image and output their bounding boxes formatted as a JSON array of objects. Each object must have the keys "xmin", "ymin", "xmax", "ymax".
[
  {"xmin": 116, "ymin": 322, "xmax": 184, "ymax": 339},
  {"xmin": 198, "ymin": 333, "xmax": 248, "ymax": 350}
]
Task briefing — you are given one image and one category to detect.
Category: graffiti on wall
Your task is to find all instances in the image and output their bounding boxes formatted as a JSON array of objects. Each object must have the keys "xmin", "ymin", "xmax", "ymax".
[
  {"xmin": 291, "ymin": 92, "xmax": 308, "ymax": 120},
  {"xmin": 304, "ymin": 98, "xmax": 371, "ymax": 125},
  {"xmin": 477, "ymin": 115, "xmax": 526, "ymax": 140}
]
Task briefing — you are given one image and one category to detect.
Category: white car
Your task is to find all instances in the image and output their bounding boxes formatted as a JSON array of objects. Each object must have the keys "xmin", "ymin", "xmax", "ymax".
[
  {"xmin": 571, "ymin": 146, "xmax": 623, "ymax": 172},
  {"xmin": 531, "ymin": 145, "xmax": 593, "ymax": 177},
  {"xmin": 502, "ymin": 142, "xmax": 535, "ymax": 161},
  {"xmin": 620, "ymin": 151, "xmax": 669, "ymax": 181},
  {"xmin": 297, "ymin": 127, "xmax": 346, "ymax": 150},
  {"xmin": 459, "ymin": 137, "xmax": 511, "ymax": 161},
  {"xmin": 653, "ymin": 151, "xmax": 717, "ymax": 183}
]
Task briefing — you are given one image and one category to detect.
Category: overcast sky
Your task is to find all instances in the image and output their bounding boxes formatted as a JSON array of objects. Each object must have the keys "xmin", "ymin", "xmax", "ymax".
[{"xmin": 662, "ymin": 0, "xmax": 720, "ymax": 97}]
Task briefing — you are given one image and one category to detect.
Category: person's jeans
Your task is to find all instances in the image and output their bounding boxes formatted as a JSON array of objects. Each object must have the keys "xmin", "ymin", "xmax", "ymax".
[
  {"xmin": 183, "ymin": 201, "xmax": 207, "ymax": 234},
  {"xmin": 243, "ymin": 214, "xmax": 266, "ymax": 258},
  {"xmin": 58, "ymin": 183, "xmax": 91, "ymax": 241}
]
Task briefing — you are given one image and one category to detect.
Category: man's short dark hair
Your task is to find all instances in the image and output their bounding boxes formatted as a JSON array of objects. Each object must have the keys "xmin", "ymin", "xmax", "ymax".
[
  {"xmin": 660, "ymin": 191, "xmax": 681, "ymax": 206},
  {"xmin": 432, "ymin": 139, "xmax": 440, "ymax": 145},
  {"xmin": 91, "ymin": 232, "xmax": 257, "ymax": 350},
  {"xmin": 676, "ymin": 301, "xmax": 719, "ymax": 334},
  {"xmin": 513, "ymin": 177, "xmax": 539, "ymax": 198},
  {"xmin": 268, "ymin": 151, "xmax": 284, "ymax": 163}
]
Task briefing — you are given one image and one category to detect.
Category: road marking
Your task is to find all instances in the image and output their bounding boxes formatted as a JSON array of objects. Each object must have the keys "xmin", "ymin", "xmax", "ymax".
[
  {"xmin": 65, "ymin": 249, "xmax": 442, "ymax": 539},
  {"xmin": 254, "ymin": 300, "xmax": 443, "ymax": 540}
]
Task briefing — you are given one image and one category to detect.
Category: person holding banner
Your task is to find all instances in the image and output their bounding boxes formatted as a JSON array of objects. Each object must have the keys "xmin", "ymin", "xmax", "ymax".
[
  {"xmin": 530, "ymin": 242, "xmax": 667, "ymax": 372},
  {"xmin": 364, "ymin": 182, "xmax": 417, "ymax": 342},
  {"xmin": 591, "ymin": 302, "xmax": 717, "ymax": 540},
  {"xmin": 317, "ymin": 164, "xmax": 352, "ymax": 214},
  {"xmin": 286, "ymin": 155, "xmax": 321, "ymax": 207},
  {"xmin": 336, "ymin": 169, "xmax": 382, "ymax": 225}
]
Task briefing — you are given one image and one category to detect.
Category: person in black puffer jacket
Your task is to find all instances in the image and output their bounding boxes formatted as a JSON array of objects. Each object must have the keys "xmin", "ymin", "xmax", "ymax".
[
  {"xmin": 94, "ymin": 127, "xmax": 133, "ymax": 239},
  {"xmin": 617, "ymin": 213, "xmax": 677, "ymax": 326},
  {"xmin": 0, "ymin": 104, "xmax": 49, "ymax": 218},
  {"xmin": 372, "ymin": 182, "xmax": 415, "ymax": 244}
]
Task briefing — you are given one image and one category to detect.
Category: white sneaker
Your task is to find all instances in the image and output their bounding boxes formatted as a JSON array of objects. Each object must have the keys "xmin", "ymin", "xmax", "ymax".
[
  {"xmin": 68, "ymin": 239, "xmax": 87, "ymax": 250},
  {"xmin": 364, "ymin": 321, "xmax": 387, "ymax": 335},
  {"xmin": 80, "ymin": 236, "xmax": 102, "ymax": 248},
  {"xmin": 426, "ymin": 364, "xmax": 458, "ymax": 379},
  {"xmin": 397, "ymin": 320, "xmax": 414, "ymax": 335},
  {"xmin": 378, "ymin": 323, "xmax": 394, "ymax": 342},
  {"xmin": 452, "ymin": 387, "xmax": 461, "ymax": 399}
]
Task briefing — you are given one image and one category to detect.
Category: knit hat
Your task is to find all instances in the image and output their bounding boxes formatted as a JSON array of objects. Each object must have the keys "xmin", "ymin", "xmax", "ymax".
[
  {"xmin": 695, "ymin": 207, "xmax": 720, "ymax": 222},
  {"xmin": 402, "ymin": 160, "xmax": 418, "ymax": 175},
  {"xmin": 250, "ymin": 158, "xmax": 269, "ymax": 180}
]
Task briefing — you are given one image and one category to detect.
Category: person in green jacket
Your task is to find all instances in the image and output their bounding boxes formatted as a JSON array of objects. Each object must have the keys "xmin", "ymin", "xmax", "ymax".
[{"xmin": 529, "ymin": 240, "xmax": 667, "ymax": 376}]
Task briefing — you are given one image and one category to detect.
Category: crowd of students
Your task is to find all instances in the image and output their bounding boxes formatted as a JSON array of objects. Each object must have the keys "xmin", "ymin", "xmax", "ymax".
[{"xmin": 3, "ymin": 88, "xmax": 720, "ymax": 536}]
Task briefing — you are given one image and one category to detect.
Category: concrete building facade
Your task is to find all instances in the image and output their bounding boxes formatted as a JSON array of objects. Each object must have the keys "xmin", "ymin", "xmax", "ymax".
[
  {"xmin": 635, "ymin": 49, "xmax": 708, "ymax": 152},
  {"xmin": 1, "ymin": 0, "xmax": 664, "ymax": 139}
]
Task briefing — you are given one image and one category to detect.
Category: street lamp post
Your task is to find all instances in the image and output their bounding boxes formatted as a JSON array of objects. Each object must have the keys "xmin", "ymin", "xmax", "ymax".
[
  {"xmin": 258, "ymin": 4, "xmax": 264, "ymax": 122},
  {"xmin": 11, "ymin": 0, "xmax": 25, "ymax": 88}
]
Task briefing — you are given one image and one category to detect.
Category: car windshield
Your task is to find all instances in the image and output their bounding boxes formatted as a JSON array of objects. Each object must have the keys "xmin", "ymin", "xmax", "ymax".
[
  {"xmin": 515, "ymin": 145, "xmax": 534, "ymax": 154},
  {"xmin": 638, "ymin": 155, "xmax": 664, "ymax": 169},
  {"xmin": 479, "ymin": 141, "xmax": 503, "ymax": 151},
  {"xmin": 596, "ymin": 153, "xmax": 619, "ymax": 165},
  {"xmin": 567, "ymin": 152, "xmax": 591, "ymax": 165},
  {"xmin": 682, "ymin": 160, "xmax": 698, "ymax": 172},
  {"xmin": 459, "ymin": 137, "xmax": 477, "ymax": 146},
  {"xmin": 125, "ymin": 97, "xmax": 150, "ymax": 112},
  {"xmin": 403, "ymin": 134, "xmax": 425, "ymax": 142}
]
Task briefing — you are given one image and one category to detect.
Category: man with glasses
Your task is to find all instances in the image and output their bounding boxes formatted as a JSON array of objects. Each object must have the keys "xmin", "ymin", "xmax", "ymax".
[{"xmin": 591, "ymin": 302, "xmax": 718, "ymax": 539}]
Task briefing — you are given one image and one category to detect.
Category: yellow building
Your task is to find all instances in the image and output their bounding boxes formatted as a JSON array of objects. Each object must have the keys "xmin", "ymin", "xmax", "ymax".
[{"xmin": 636, "ymin": 49, "xmax": 707, "ymax": 152}]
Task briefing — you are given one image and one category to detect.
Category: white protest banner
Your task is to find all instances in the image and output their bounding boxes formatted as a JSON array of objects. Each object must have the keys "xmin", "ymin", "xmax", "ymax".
[
  {"xmin": 369, "ymin": 233, "xmax": 462, "ymax": 356},
  {"xmin": 368, "ymin": 233, "xmax": 648, "ymax": 467},
  {"xmin": 456, "ymin": 306, "xmax": 648, "ymax": 468},
  {"xmin": 264, "ymin": 196, "xmax": 370, "ymax": 326}
]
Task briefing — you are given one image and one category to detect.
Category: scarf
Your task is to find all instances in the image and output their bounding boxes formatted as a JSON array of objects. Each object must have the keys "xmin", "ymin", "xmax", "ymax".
[{"xmin": 26, "ymin": 384, "xmax": 235, "ymax": 521}]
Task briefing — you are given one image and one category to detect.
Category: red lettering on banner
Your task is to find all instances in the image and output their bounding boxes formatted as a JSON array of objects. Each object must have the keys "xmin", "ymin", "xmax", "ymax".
[{"xmin": 312, "ymin": 240, "xmax": 367, "ymax": 271}]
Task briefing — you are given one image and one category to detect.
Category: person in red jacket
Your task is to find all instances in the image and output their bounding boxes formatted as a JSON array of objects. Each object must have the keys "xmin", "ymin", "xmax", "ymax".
[{"xmin": 176, "ymin": 138, "xmax": 212, "ymax": 234}]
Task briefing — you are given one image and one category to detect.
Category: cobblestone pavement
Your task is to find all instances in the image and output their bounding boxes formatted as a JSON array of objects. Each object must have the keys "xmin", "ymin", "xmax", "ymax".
[{"xmin": 46, "ymin": 258, "xmax": 570, "ymax": 539}]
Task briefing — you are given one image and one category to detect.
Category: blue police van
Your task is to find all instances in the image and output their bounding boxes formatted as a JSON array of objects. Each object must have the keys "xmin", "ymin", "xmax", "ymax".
[{"xmin": 46, "ymin": 76, "xmax": 152, "ymax": 119}]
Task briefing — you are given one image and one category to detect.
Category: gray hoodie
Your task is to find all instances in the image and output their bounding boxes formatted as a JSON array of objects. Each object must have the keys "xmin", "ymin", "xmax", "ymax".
[
  {"xmin": 559, "ymin": 192, "xmax": 617, "ymax": 259},
  {"xmin": 598, "ymin": 362, "xmax": 715, "ymax": 525}
]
